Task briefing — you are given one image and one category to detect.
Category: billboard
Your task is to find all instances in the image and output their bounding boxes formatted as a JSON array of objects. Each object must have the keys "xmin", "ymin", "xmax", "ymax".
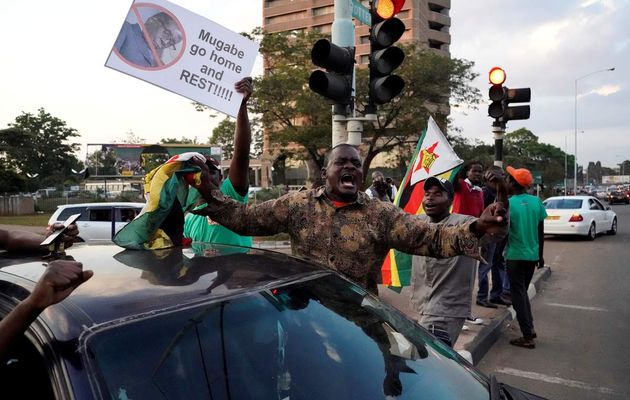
[{"xmin": 87, "ymin": 143, "xmax": 221, "ymax": 177}]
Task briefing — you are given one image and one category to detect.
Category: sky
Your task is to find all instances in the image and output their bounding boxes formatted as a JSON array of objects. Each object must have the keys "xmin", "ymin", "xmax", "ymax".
[{"xmin": 0, "ymin": 0, "xmax": 628, "ymax": 168}]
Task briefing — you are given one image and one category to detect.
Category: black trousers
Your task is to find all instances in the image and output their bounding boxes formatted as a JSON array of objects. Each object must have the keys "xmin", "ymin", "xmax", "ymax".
[{"xmin": 506, "ymin": 260, "xmax": 536, "ymax": 338}]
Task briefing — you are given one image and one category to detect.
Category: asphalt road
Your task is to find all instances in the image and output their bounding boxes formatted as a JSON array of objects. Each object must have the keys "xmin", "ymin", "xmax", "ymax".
[{"xmin": 478, "ymin": 204, "xmax": 630, "ymax": 400}]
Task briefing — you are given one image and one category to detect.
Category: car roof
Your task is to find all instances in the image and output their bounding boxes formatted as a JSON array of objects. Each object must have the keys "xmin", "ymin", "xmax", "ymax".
[
  {"xmin": 55, "ymin": 202, "xmax": 145, "ymax": 209},
  {"xmin": 0, "ymin": 244, "xmax": 325, "ymax": 340},
  {"xmin": 544, "ymin": 196, "xmax": 593, "ymax": 200}
]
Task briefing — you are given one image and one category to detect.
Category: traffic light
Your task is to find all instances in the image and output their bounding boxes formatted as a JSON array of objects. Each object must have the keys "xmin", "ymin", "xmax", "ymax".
[
  {"xmin": 488, "ymin": 67, "xmax": 531, "ymax": 122},
  {"xmin": 309, "ymin": 39, "xmax": 355, "ymax": 105},
  {"xmin": 369, "ymin": 0, "xmax": 406, "ymax": 105}
]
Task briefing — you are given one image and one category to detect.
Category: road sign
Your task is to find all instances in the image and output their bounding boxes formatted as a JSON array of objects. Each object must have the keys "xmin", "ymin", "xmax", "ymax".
[
  {"xmin": 532, "ymin": 170, "xmax": 542, "ymax": 184},
  {"xmin": 352, "ymin": 0, "xmax": 371, "ymax": 25}
]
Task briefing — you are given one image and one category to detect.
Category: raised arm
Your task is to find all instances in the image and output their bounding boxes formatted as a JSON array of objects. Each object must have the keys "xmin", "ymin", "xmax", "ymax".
[
  {"xmin": 0, "ymin": 260, "xmax": 92, "ymax": 360},
  {"xmin": 229, "ymin": 77, "xmax": 253, "ymax": 196},
  {"xmin": 0, "ymin": 223, "xmax": 79, "ymax": 253}
]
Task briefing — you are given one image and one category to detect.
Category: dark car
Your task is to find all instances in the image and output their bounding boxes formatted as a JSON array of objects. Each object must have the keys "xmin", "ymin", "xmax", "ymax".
[
  {"xmin": 0, "ymin": 244, "xmax": 548, "ymax": 399},
  {"xmin": 608, "ymin": 190, "xmax": 629, "ymax": 204}
]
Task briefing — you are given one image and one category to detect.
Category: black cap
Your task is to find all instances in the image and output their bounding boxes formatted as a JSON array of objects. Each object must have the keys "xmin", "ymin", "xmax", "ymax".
[{"xmin": 424, "ymin": 176, "xmax": 454, "ymax": 199}]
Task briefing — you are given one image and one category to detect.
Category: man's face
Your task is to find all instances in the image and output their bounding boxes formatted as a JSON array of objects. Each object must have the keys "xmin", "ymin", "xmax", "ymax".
[
  {"xmin": 149, "ymin": 18, "xmax": 181, "ymax": 50},
  {"xmin": 322, "ymin": 146, "xmax": 364, "ymax": 202},
  {"xmin": 467, "ymin": 164, "xmax": 484, "ymax": 185},
  {"xmin": 422, "ymin": 185, "xmax": 451, "ymax": 218},
  {"xmin": 206, "ymin": 167, "xmax": 222, "ymax": 188}
]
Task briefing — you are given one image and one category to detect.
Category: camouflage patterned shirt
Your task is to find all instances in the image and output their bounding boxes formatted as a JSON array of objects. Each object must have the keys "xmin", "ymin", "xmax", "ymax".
[{"xmin": 200, "ymin": 186, "xmax": 482, "ymax": 292}]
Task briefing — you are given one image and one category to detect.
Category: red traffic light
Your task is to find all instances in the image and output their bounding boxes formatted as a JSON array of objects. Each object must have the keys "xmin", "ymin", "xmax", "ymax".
[
  {"xmin": 373, "ymin": 0, "xmax": 406, "ymax": 19},
  {"xmin": 489, "ymin": 67, "xmax": 506, "ymax": 85}
]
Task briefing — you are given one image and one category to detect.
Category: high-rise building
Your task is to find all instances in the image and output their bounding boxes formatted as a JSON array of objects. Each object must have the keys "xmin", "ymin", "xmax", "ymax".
[
  {"xmin": 259, "ymin": 0, "xmax": 451, "ymax": 187},
  {"xmin": 263, "ymin": 0, "xmax": 451, "ymax": 62}
]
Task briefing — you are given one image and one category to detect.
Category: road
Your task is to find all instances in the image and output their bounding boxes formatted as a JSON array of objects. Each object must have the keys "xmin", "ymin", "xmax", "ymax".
[{"xmin": 478, "ymin": 204, "xmax": 630, "ymax": 400}]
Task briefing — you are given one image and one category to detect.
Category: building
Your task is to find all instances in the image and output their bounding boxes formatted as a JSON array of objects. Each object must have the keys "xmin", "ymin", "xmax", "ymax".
[
  {"xmin": 261, "ymin": 0, "xmax": 452, "ymax": 187},
  {"xmin": 263, "ymin": 0, "xmax": 451, "ymax": 62}
]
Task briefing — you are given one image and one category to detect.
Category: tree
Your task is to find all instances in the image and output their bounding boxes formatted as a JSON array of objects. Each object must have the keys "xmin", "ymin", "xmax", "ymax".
[
  {"xmin": 161, "ymin": 137, "xmax": 200, "ymax": 144},
  {"xmin": 210, "ymin": 118, "xmax": 236, "ymax": 160},
  {"xmin": 250, "ymin": 29, "xmax": 482, "ymax": 183},
  {"xmin": 6, "ymin": 108, "xmax": 82, "ymax": 188}
]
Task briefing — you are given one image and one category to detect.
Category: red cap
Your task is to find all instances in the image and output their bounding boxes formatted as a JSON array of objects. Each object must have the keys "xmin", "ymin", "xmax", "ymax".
[{"xmin": 506, "ymin": 166, "xmax": 533, "ymax": 188}]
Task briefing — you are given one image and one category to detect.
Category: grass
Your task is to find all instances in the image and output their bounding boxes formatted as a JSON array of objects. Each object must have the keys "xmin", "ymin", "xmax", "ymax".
[{"xmin": 0, "ymin": 214, "xmax": 53, "ymax": 226}]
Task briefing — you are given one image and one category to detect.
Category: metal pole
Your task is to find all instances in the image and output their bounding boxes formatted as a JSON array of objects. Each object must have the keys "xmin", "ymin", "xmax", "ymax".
[
  {"xmin": 492, "ymin": 121, "xmax": 505, "ymax": 168},
  {"xmin": 573, "ymin": 67, "xmax": 615, "ymax": 196},
  {"xmin": 574, "ymin": 79, "xmax": 578, "ymax": 196},
  {"xmin": 331, "ymin": 0, "xmax": 355, "ymax": 147},
  {"xmin": 564, "ymin": 135, "xmax": 567, "ymax": 196}
]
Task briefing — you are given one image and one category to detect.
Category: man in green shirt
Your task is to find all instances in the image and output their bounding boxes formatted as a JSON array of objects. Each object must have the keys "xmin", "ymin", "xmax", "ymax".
[
  {"xmin": 184, "ymin": 77, "xmax": 253, "ymax": 247},
  {"xmin": 504, "ymin": 166, "xmax": 547, "ymax": 349}
]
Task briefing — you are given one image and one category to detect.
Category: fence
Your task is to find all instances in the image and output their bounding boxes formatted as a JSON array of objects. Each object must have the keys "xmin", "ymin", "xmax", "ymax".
[{"xmin": 0, "ymin": 195, "xmax": 35, "ymax": 216}]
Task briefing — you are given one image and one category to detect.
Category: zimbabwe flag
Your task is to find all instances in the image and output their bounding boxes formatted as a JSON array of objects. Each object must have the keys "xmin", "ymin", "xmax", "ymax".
[{"xmin": 381, "ymin": 117, "xmax": 463, "ymax": 288}]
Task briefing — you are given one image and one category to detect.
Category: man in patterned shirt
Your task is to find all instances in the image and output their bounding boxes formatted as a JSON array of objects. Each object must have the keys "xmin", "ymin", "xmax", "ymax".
[{"xmin": 189, "ymin": 144, "xmax": 508, "ymax": 293}]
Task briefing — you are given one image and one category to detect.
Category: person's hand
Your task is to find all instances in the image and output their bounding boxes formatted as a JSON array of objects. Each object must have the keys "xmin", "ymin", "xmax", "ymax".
[
  {"xmin": 473, "ymin": 202, "xmax": 508, "ymax": 237},
  {"xmin": 190, "ymin": 156, "xmax": 219, "ymax": 200},
  {"xmin": 45, "ymin": 223, "xmax": 80, "ymax": 248},
  {"xmin": 235, "ymin": 77, "xmax": 253, "ymax": 104},
  {"xmin": 25, "ymin": 260, "xmax": 93, "ymax": 311},
  {"xmin": 485, "ymin": 169, "xmax": 508, "ymax": 205}
]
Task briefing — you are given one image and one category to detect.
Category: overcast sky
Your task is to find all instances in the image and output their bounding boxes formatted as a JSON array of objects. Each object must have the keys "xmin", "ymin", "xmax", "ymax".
[{"xmin": 1, "ymin": 0, "xmax": 627, "ymax": 168}]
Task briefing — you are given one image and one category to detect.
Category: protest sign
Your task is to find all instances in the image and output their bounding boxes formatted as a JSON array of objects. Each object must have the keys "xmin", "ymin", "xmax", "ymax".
[{"xmin": 106, "ymin": 0, "xmax": 259, "ymax": 117}]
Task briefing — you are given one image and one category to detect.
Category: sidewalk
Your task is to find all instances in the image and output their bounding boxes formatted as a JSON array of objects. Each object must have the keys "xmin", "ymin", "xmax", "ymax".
[{"xmin": 378, "ymin": 266, "xmax": 552, "ymax": 364}]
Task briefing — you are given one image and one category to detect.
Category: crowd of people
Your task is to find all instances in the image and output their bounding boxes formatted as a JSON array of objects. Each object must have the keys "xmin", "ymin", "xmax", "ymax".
[{"xmin": 1, "ymin": 76, "xmax": 547, "ymax": 360}]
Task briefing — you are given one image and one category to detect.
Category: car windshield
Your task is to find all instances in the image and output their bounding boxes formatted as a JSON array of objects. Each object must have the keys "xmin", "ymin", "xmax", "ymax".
[
  {"xmin": 544, "ymin": 199, "xmax": 583, "ymax": 209},
  {"xmin": 85, "ymin": 274, "xmax": 488, "ymax": 400}
]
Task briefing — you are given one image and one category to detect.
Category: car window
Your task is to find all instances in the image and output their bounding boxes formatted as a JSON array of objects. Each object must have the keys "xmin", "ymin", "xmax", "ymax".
[
  {"xmin": 0, "ymin": 320, "xmax": 55, "ymax": 399},
  {"xmin": 544, "ymin": 199, "xmax": 582, "ymax": 209},
  {"xmin": 588, "ymin": 199, "xmax": 603, "ymax": 210},
  {"xmin": 593, "ymin": 199, "xmax": 605, "ymax": 210},
  {"xmin": 116, "ymin": 207, "xmax": 140, "ymax": 222},
  {"xmin": 87, "ymin": 275, "xmax": 488, "ymax": 400},
  {"xmin": 57, "ymin": 207, "xmax": 88, "ymax": 221},
  {"xmin": 88, "ymin": 208, "xmax": 112, "ymax": 222}
]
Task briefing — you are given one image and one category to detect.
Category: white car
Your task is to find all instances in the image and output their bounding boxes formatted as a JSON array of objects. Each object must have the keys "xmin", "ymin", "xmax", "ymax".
[
  {"xmin": 543, "ymin": 196, "xmax": 617, "ymax": 240},
  {"xmin": 48, "ymin": 202, "xmax": 145, "ymax": 243}
]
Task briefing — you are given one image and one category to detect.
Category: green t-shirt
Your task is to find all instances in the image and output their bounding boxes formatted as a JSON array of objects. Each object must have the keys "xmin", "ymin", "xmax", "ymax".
[
  {"xmin": 506, "ymin": 193, "xmax": 547, "ymax": 261},
  {"xmin": 184, "ymin": 178, "xmax": 253, "ymax": 247}
]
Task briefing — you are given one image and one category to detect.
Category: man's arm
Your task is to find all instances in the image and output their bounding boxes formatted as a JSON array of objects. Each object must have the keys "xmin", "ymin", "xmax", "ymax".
[
  {"xmin": 0, "ymin": 223, "xmax": 79, "ymax": 253},
  {"xmin": 190, "ymin": 188, "xmax": 294, "ymax": 237},
  {"xmin": 387, "ymin": 211, "xmax": 482, "ymax": 259},
  {"xmin": 228, "ymin": 77, "xmax": 253, "ymax": 197},
  {"xmin": 0, "ymin": 260, "xmax": 93, "ymax": 360}
]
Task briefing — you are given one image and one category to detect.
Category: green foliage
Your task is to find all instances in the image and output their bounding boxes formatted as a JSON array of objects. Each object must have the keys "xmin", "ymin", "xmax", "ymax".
[
  {"xmin": 87, "ymin": 148, "xmax": 118, "ymax": 176},
  {"xmin": 5, "ymin": 108, "xmax": 82, "ymax": 189},
  {"xmin": 210, "ymin": 118, "xmax": 236, "ymax": 160},
  {"xmin": 251, "ymin": 28, "xmax": 482, "ymax": 182},
  {"xmin": 161, "ymin": 137, "xmax": 201, "ymax": 144}
]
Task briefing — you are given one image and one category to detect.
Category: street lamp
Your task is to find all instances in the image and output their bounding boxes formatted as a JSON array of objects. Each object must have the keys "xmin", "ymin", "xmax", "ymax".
[{"xmin": 574, "ymin": 67, "xmax": 615, "ymax": 195}]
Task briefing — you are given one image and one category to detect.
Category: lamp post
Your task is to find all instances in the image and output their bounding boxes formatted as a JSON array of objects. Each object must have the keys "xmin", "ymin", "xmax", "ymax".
[{"xmin": 574, "ymin": 67, "xmax": 615, "ymax": 195}]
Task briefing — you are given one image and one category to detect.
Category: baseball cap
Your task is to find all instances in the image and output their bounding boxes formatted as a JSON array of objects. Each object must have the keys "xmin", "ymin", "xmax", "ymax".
[
  {"xmin": 424, "ymin": 176, "xmax": 454, "ymax": 199},
  {"xmin": 506, "ymin": 166, "xmax": 533, "ymax": 188},
  {"xmin": 203, "ymin": 155, "xmax": 221, "ymax": 171}
]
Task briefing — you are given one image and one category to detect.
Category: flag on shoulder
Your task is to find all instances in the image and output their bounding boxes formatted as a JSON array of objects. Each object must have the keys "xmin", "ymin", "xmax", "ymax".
[{"xmin": 381, "ymin": 117, "xmax": 463, "ymax": 289}]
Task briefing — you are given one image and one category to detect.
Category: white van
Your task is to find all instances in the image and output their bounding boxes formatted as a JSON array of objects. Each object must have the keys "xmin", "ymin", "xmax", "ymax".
[{"xmin": 48, "ymin": 202, "xmax": 145, "ymax": 243}]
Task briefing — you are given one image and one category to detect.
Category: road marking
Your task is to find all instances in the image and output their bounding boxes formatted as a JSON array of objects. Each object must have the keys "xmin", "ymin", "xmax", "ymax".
[
  {"xmin": 545, "ymin": 302, "xmax": 609, "ymax": 312},
  {"xmin": 496, "ymin": 367, "xmax": 617, "ymax": 396}
]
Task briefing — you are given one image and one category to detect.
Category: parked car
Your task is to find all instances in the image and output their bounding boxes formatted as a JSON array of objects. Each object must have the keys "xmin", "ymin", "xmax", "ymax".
[
  {"xmin": 543, "ymin": 196, "xmax": 617, "ymax": 240},
  {"xmin": 607, "ymin": 190, "xmax": 630, "ymax": 205},
  {"xmin": 0, "ymin": 244, "xmax": 549, "ymax": 399},
  {"xmin": 48, "ymin": 202, "xmax": 145, "ymax": 243}
]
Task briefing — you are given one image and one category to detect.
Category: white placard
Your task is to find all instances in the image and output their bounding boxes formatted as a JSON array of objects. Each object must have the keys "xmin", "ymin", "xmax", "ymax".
[{"xmin": 106, "ymin": 0, "xmax": 259, "ymax": 117}]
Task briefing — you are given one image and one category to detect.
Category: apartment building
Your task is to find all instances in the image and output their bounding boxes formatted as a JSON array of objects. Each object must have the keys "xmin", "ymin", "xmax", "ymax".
[{"xmin": 260, "ymin": 0, "xmax": 451, "ymax": 187}]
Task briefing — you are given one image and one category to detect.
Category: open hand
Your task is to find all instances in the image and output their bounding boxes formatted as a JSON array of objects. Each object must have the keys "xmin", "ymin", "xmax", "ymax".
[{"xmin": 475, "ymin": 202, "xmax": 508, "ymax": 237}]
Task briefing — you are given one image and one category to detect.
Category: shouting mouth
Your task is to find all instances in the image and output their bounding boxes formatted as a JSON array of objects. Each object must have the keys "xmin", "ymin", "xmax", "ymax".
[{"xmin": 340, "ymin": 173, "xmax": 356, "ymax": 190}]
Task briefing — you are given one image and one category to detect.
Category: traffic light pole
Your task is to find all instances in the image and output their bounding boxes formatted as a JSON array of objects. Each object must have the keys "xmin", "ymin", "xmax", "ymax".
[
  {"xmin": 331, "ymin": 0, "xmax": 355, "ymax": 147},
  {"xmin": 493, "ymin": 121, "xmax": 505, "ymax": 168}
]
